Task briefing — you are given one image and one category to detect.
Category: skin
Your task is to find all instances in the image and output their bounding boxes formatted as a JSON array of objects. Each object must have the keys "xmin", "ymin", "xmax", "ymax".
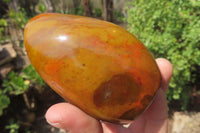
[{"xmin": 45, "ymin": 58, "xmax": 173, "ymax": 133}]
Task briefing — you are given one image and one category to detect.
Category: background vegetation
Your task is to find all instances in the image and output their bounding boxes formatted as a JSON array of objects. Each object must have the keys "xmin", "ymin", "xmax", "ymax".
[{"xmin": 127, "ymin": 0, "xmax": 200, "ymax": 110}]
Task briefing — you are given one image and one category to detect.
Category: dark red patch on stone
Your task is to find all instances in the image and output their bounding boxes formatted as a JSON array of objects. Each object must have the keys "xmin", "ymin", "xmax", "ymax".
[
  {"xmin": 93, "ymin": 73, "xmax": 141, "ymax": 107},
  {"xmin": 119, "ymin": 107, "xmax": 144, "ymax": 120}
]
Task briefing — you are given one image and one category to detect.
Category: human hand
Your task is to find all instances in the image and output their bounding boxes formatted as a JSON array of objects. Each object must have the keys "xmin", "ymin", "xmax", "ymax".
[{"xmin": 45, "ymin": 58, "xmax": 173, "ymax": 133}]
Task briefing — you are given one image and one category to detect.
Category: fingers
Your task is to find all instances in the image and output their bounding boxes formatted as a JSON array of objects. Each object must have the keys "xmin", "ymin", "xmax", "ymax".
[
  {"xmin": 45, "ymin": 103, "xmax": 103, "ymax": 133},
  {"xmin": 129, "ymin": 58, "xmax": 173, "ymax": 133},
  {"xmin": 145, "ymin": 58, "xmax": 173, "ymax": 120},
  {"xmin": 101, "ymin": 122, "xmax": 132, "ymax": 133},
  {"xmin": 143, "ymin": 58, "xmax": 173, "ymax": 133},
  {"xmin": 156, "ymin": 58, "xmax": 173, "ymax": 92}
]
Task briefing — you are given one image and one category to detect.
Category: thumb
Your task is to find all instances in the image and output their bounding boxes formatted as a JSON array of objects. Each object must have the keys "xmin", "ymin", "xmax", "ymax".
[{"xmin": 45, "ymin": 103, "xmax": 103, "ymax": 133}]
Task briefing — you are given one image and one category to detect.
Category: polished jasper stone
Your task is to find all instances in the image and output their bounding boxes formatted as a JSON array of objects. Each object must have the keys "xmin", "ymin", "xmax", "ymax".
[{"xmin": 24, "ymin": 13, "xmax": 161, "ymax": 124}]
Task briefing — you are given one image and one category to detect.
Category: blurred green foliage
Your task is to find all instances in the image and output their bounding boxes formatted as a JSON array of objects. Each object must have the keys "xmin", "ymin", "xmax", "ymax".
[
  {"xmin": 5, "ymin": 119, "xmax": 20, "ymax": 133},
  {"xmin": 2, "ymin": 71, "xmax": 30, "ymax": 95},
  {"xmin": 94, "ymin": 8, "xmax": 102, "ymax": 17},
  {"xmin": 38, "ymin": 4, "xmax": 46, "ymax": 13},
  {"xmin": 56, "ymin": 6, "xmax": 84, "ymax": 15},
  {"xmin": 127, "ymin": 0, "xmax": 200, "ymax": 110},
  {"xmin": 0, "ymin": 65, "xmax": 44, "ymax": 116},
  {"xmin": 21, "ymin": 65, "xmax": 44, "ymax": 87},
  {"xmin": 71, "ymin": 6, "xmax": 84, "ymax": 16},
  {"xmin": 0, "ymin": 94, "xmax": 10, "ymax": 116},
  {"xmin": 113, "ymin": 10, "xmax": 125, "ymax": 22},
  {"xmin": 0, "ymin": 18, "xmax": 8, "ymax": 42},
  {"xmin": 0, "ymin": 19, "xmax": 7, "ymax": 26},
  {"xmin": 3, "ymin": 0, "xmax": 10, "ymax": 2},
  {"xmin": 9, "ymin": 8, "xmax": 29, "ymax": 29}
]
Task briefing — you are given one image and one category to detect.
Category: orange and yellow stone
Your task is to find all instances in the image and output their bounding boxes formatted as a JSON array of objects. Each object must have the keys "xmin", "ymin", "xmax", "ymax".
[{"xmin": 24, "ymin": 13, "xmax": 161, "ymax": 123}]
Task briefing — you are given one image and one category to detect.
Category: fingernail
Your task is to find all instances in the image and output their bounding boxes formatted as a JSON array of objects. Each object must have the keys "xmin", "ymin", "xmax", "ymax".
[
  {"xmin": 46, "ymin": 119, "xmax": 61, "ymax": 127},
  {"xmin": 46, "ymin": 120, "xmax": 71, "ymax": 133}
]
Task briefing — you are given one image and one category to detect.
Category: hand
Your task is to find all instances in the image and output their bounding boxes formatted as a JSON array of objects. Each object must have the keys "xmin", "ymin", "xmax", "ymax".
[{"xmin": 45, "ymin": 58, "xmax": 173, "ymax": 133}]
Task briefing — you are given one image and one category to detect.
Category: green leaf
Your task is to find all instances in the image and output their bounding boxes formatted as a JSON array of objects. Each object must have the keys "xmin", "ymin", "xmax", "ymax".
[
  {"xmin": 7, "ymin": 71, "xmax": 17, "ymax": 80},
  {"xmin": 0, "ymin": 95, "xmax": 10, "ymax": 108},
  {"xmin": 3, "ymin": 0, "xmax": 10, "ymax": 2},
  {"xmin": 0, "ymin": 19, "xmax": 7, "ymax": 26},
  {"xmin": 173, "ymin": 94, "xmax": 180, "ymax": 100},
  {"xmin": 3, "ymin": 71, "xmax": 29, "ymax": 95},
  {"xmin": 21, "ymin": 65, "xmax": 44, "ymax": 86},
  {"xmin": 8, "ymin": 10, "xmax": 16, "ymax": 18},
  {"xmin": 0, "ymin": 94, "xmax": 10, "ymax": 116},
  {"xmin": 38, "ymin": 4, "xmax": 46, "ymax": 13},
  {"xmin": 5, "ymin": 121, "xmax": 20, "ymax": 133}
]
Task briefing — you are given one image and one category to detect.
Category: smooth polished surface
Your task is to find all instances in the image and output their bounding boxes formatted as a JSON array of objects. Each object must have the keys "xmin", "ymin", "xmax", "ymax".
[{"xmin": 24, "ymin": 13, "xmax": 161, "ymax": 123}]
